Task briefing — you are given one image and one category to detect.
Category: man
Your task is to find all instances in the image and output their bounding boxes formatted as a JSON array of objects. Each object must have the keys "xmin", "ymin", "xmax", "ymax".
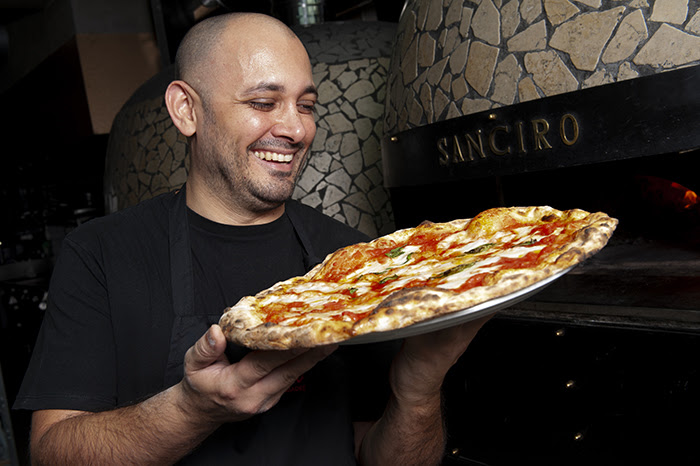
[{"xmin": 15, "ymin": 13, "xmax": 488, "ymax": 464}]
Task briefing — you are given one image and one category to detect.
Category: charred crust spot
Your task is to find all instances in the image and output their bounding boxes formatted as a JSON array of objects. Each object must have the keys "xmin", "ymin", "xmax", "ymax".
[
  {"xmin": 264, "ymin": 322, "xmax": 276, "ymax": 328},
  {"xmin": 541, "ymin": 214, "xmax": 557, "ymax": 222}
]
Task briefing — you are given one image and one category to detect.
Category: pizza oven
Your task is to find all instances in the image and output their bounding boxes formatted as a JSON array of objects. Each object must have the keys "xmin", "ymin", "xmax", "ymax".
[{"xmin": 380, "ymin": 1, "xmax": 700, "ymax": 464}]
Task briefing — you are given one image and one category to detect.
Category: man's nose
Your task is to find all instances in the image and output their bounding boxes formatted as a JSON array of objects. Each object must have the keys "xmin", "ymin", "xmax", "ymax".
[{"xmin": 271, "ymin": 104, "xmax": 308, "ymax": 142}]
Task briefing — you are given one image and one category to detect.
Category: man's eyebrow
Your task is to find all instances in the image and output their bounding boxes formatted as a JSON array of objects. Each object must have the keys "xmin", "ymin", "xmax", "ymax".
[
  {"xmin": 241, "ymin": 82, "xmax": 318, "ymax": 97},
  {"xmin": 303, "ymin": 85, "xmax": 319, "ymax": 98}
]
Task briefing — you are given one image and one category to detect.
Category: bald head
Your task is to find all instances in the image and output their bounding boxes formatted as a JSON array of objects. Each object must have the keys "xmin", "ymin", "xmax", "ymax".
[{"xmin": 174, "ymin": 13, "xmax": 307, "ymax": 96}]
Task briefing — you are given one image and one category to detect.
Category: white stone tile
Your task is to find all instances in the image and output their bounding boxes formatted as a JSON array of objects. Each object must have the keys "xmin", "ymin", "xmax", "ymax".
[
  {"xmin": 633, "ymin": 23, "xmax": 700, "ymax": 67},
  {"xmin": 507, "ymin": 19, "xmax": 547, "ymax": 52},
  {"xmin": 327, "ymin": 168, "xmax": 353, "ymax": 193},
  {"xmin": 465, "ymin": 41, "xmax": 500, "ymax": 96},
  {"xmin": 544, "ymin": 0, "xmax": 580, "ymax": 26},
  {"xmin": 521, "ymin": 0, "xmax": 543, "ymax": 24},
  {"xmin": 650, "ymin": 0, "xmax": 689, "ymax": 25},
  {"xmin": 472, "ymin": 0, "xmax": 502, "ymax": 45},
  {"xmin": 602, "ymin": 9, "xmax": 648, "ymax": 64},
  {"xmin": 550, "ymin": 6, "xmax": 626, "ymax": 71},
  {"xmin": 524, "ymin": 50, "xmax": 579, "ymax": 95}
]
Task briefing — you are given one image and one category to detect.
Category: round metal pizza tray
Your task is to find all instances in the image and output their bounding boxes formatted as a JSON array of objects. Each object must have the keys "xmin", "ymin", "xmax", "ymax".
[{"xmin": 341, "ymin": 266, "xmax": 574, "ymax": 345}]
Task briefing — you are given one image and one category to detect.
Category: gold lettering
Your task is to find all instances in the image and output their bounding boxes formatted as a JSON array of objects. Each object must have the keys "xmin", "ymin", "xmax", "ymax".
[
  {"xmin": 436, "ymin": 112, "xmax": 578, "ymax": 166},
  {"xmin": 465, "ymin": 130, "xmax": 486, "ymax": 160},
  {"xmin": 452, "ymin": 134, "xmax": 466, "ymax": 163},
  {"xmin": 516, "ymin": 121, "xmax": 526, "ymax": 154},
  {"xmin": 532, "ymin": 119, "xmax": 552, "ymax": 150},
  {"xmin": 560, "ymin": 113, "xmax": 579, "ymax": 146},
  {"xmin": 437, "ymin": 137, "xmax": 451, "ymax": 166},
  {"xmin": 488, "ymin": 125, "xmax": 511, "ymax": 156}
]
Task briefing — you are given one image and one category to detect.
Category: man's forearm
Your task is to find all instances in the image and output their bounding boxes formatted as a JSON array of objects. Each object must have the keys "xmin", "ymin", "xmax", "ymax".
[
  {"xmin": 32, "ymin": 383, "xmax": 219, "ymax": 465},
  {"xmin": 359, "ymin": 394, "xmax": 445, "ymax": 466}
]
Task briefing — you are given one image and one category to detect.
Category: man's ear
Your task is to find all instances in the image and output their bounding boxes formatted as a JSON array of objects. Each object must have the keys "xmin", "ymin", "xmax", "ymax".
[{"xmin": 165, "ymin": 80, "xmax": 198, "ymax": 137}]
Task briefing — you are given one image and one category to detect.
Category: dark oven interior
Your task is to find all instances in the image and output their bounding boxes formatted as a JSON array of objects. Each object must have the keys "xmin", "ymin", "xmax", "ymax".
[
  {"xmin": 389, "ymin": 149, "xmax": 700, "ymax": 466},
  {"xmin": 384, "ymin": 69, "xmax": 700, "ymax": 465}
]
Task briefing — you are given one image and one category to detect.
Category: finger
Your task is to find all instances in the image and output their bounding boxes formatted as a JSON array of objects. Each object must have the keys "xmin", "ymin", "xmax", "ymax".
[
  {"xmin": 254, "ymin": 345, "xmax": 338, "ymax": 409},
  {"xmin": 234, "ymin": 347, "xmax": 309, "ymax": 388},
  {"xmin": 236, "ymin": 345, "xmax": 337, "ymax": 390},
  {"xmin": 184, "ymin": 325, "xmax": 228, "ymax": 372},
  {"xmin": 446, "ymin": 314, "xmax": 492, "ymax": 341}
]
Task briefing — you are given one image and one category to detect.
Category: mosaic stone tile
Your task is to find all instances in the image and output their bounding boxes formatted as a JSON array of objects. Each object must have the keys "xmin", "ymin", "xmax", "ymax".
[
  {"xmin": 521, "ymin": 0, "xmax": 543, "ymax": 24},
  {"xmin": 650, "ymin": 0, "xmax": 690, "ymax": 24},
  {"xmin": 602, "ymin": 9, "xmax": 649, "ymax": 64},
  {"xmin": 507, "ymin": 19, "xmax": 547, "ymax": 51},
  {"xmin": 551, "ymin": 7, "xmax": 626, "ymax": 71},
  {"xmin": 502, "ymin": 0, "xmax": 522, "ymax": 38},
  {"xmin": 384, "ymin": 0, "xmax": 700, "ymax": 136},
  {"xmin": 293, "ymin": 22, "xmax": 398, "ymax": 237},
  {"xmin": 687, "ymin": 9, "xmax": 700, "ymax": 32},
  {"xmin": 473, "ymin": 0, "xmax": 502, "ymax": 45},
  {"xmin": 634, "ymin": 23, "xmax": 700, "ymax": 67}
]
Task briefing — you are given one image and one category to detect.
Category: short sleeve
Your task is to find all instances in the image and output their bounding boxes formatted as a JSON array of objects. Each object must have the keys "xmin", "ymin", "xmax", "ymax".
[{"xmin": 13, "ymin": 236, "xmax": 118, "ymax": 412}]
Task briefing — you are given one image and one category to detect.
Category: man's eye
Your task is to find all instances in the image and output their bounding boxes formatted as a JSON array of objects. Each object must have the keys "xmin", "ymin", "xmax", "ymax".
[
  {"xmin": 298, "ymin": 103, "xmax": 316, "ymax": 114},
  {"xmin": 249, "ymin": 101, "xmax": 275, "ymax": 110}
]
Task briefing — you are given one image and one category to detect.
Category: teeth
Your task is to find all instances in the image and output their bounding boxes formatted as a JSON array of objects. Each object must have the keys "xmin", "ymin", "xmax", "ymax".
[{"xmin": 253, "ymin": 151, "xmax": 293, "ymax": 163}]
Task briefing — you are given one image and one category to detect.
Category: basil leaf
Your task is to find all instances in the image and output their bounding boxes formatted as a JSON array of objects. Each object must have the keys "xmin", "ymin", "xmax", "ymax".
[
  {"xmin": 379, "ymin": 274, "xmax": 399, "ymax": 284},
  {"xmin": 431, "ymin": 262, "xmax": 476, "ymax": 279},
  {"xmin": 465, "ymin": 243, "xmax": 495, "ymax": 254},
  {"xmin": 355, "ymin": 268, "xmax": 392, "ymax": 282},
  {"xmin": 385, "ymin": 246, "xmax": 405, "ymax": 258},
  {"xmin": 518, "ymin": 239, "xmax": 538, "ymax": 246}
]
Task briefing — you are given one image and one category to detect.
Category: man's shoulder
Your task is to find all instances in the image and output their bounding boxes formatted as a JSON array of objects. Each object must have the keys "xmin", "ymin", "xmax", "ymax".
[
  {"xmin": 286, "ymin": 200, "xmax": 370, "ymax": 252},
  {"xmin": 66, "ymin": 191, "xmax": 177, "ymax": 248}
]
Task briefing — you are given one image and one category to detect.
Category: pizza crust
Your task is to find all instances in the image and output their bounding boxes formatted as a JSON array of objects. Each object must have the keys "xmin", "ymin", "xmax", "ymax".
[{"xmin": 219, "ymin": 206, "xmax": 618, "ymax": 350}]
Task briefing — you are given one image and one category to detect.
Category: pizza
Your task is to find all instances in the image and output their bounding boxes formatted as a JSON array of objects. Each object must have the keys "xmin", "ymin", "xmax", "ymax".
[{"xmin": 219, "ymin": 206, "xmax": 617, "ymax": 349}]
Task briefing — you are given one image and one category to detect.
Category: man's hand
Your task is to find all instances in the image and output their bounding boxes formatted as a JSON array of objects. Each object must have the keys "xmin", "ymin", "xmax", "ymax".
[
  {"xmin": 179, "ymin": 324, "xmax": 337, "ymax": 426},
  {"xmin": 358, "ymin": 316, "xmax": 491, "ymax": 466},
  {"xmin": 30, "ymin": 325, "xmax": 336, "ymax": 465},
  {"xmin": 390, "ymin": 315, "xmax": 491, "ymax": 405}
]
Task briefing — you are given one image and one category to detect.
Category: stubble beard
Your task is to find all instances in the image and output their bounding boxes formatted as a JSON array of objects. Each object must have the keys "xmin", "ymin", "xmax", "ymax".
[
  {"xmin": 201, "ymin": 133, "xmax": 307, "ymax": 214},
  {"xmin": 195, "ymin": 100, "xmax": 309, "ymax": 214}
]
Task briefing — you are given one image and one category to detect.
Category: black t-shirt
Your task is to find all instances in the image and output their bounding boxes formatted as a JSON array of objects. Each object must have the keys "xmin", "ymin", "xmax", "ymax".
[
  {"xmin": 188, "ymin": 208, "xmax": 307, "ymax": 320},
  {"xmin": 15, "ymin": 190, "xmax": 396, "ymax": 465}
]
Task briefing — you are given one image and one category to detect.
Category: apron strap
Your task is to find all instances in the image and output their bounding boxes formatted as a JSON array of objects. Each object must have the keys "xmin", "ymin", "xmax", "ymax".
[
  {"xmin": 162, "ymin": 197, "xmax": 318, "ymax": 387},
  {"xmin": 163, "ymin": 187, "xmax": 206, "ymax": 387},
  {"xmin": 285, "ymin": 200, "xmax": 323, "ymax": 271}
]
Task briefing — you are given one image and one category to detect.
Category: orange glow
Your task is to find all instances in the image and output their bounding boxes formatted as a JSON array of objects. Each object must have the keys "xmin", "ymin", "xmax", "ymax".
[
  {"xmin": 637, "ymin": 176, "xmax": 698, "ymax": 211},
  {"xmin": 678, "ymin": 183, "xmax": 698, "ymax": 209}
]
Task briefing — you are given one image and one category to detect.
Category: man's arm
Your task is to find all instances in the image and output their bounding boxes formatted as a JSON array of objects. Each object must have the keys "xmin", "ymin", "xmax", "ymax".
[
  {"xmin": 358, "ymin": 316, "xmax": 491, "ymax": 465},
  {"xmin": 30, "ymin": 325, "xmax": 336, "ymax": 465}
]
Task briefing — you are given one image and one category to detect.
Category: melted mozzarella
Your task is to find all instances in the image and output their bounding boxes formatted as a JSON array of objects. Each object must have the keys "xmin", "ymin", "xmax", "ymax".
[{"xmin": 256, "ymin": 222, "xmax": 565, "ymax": 325}]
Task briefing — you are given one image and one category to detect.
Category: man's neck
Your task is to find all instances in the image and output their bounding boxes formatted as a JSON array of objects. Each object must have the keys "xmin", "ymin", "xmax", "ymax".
[{"xmin": 185, "ymin": 178, "xmax": 285, "ymax": 226}]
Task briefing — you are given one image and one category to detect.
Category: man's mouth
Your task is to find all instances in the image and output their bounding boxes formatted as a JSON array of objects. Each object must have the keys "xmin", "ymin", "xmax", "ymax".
[{"xmin": 252, "ymin": 150, "xmax": 294, "ymax": 163}]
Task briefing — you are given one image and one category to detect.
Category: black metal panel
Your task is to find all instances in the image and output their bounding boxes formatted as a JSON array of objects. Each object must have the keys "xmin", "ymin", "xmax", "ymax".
[
  {"xmin": 382, "ymin": 65, "xmax": 700, "ymax": 188},
  {"xmin": 442, "ymin": 317, "xmax": 700, "ymax": 466}
]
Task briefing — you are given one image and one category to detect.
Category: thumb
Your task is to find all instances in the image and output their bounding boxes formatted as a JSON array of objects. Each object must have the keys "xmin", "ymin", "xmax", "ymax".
[{"xmin": 185, "ymin": 325, "xmax": 228, "ymax": 371}]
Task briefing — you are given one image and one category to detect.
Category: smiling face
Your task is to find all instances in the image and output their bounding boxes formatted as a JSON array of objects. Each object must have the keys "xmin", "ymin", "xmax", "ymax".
[{"xmin": 175, "ymin": 15, "xmax": 317, "ymax": 223}]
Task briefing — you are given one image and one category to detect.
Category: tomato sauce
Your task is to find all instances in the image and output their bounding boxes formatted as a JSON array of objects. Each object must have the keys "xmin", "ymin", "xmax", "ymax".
[
  {"xmin": 322, "ymin": 300, "xmax": 346, "ymax": 312},
  {"xmin": 264, "ymin": 219, "xmax": 588, "ymax": 326},
  {"xmin": 264, "ymin": 300, "xmax": 304, "ymax": 323},
  {"xmin": 492, "ymin": 250, "xmax": 541, "ymax": 269},
  {"xmin": 530, "ymin": 221, "xmax": 563, "ymax": 237},
  {"xmin": 455, "ymin": 272, "xmax": 489, "ymax": 292}
]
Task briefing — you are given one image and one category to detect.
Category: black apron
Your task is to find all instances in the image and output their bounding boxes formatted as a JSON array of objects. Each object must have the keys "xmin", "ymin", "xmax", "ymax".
[
  {"xmin": 163, "ymin": 188, "xmax": 326, "ymax": 388},
  {"xmin": 159, "ymin": 189, "xmax": 357, "ymax": 465}
]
